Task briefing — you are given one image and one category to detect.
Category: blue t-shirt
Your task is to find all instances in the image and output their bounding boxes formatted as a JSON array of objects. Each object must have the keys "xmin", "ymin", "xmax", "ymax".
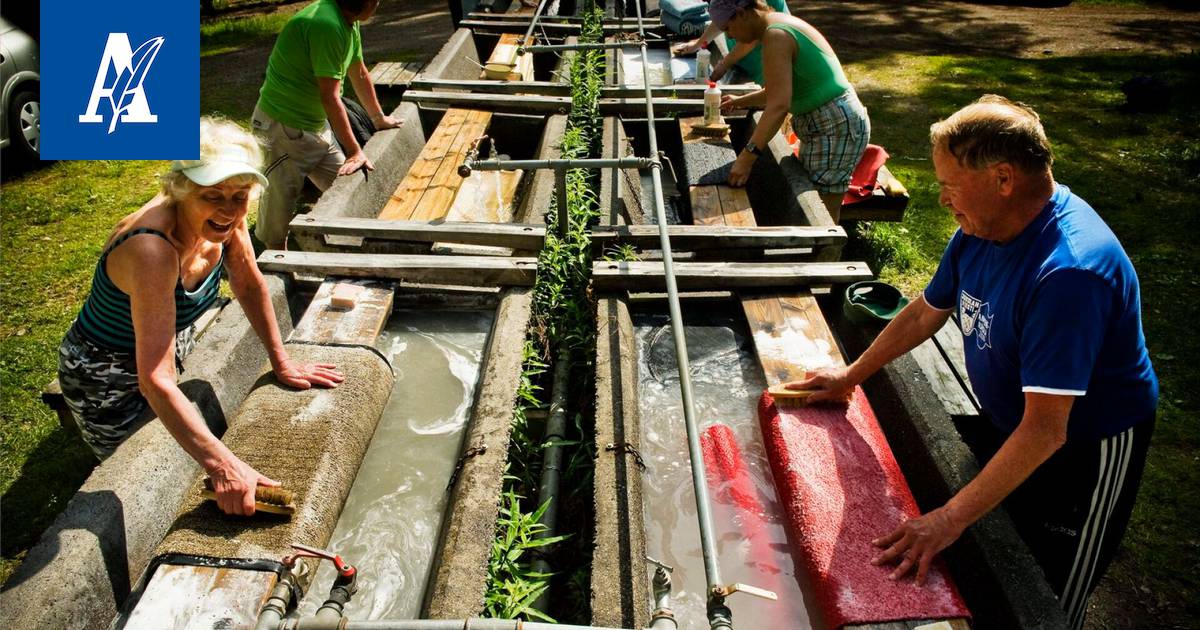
[{"xmin": 924, "ymin": 184, "xmax": 1157, "ymax": 442}]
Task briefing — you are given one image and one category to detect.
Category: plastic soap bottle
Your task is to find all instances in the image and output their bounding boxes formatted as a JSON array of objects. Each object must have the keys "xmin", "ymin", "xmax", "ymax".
[
  {"xmin": 704, "ymin": 81, "xmax": 722, "ymax": 125},
  {"xmin": 695, "ymin": 44, "xmax": 711, "ymax": 83}
]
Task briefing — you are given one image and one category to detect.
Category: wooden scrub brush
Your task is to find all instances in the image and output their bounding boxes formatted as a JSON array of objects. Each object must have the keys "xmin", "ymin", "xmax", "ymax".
[
  {"xmin": 688, "ymin": 120, "xmax": 731, "ymax": 139},
  {"xmin": 766, "ymin": 382, "xmax": 854, "ymax": 406},
  {"xmin": 202, "ymin": 478, "xmax": 296, "ymax": 516}
]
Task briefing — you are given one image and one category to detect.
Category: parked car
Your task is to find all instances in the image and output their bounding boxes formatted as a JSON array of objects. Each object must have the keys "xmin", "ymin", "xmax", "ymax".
[{"xmin": 1, "ymin": 16, "xmax": 39, "ymax": 159}]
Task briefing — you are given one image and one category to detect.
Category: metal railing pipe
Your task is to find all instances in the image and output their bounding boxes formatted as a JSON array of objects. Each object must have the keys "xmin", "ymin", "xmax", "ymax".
[
  {"xmin": 531, "ymin": 345, "xmax": 574, "ymax": 610},
  {"xmin": 343, "ymin": 621, "xmax": 630, "ymax": 630},
  {"xmin": 631, "ymin": 1, "xmax": 732, "ymax": 628},
  {"xmin": 520, "ymin": 41, "xmax": 645, "ymax": 54},
  {"xmin": 521, "ymin": 0, "xmax": 552, "ymax": 51}
]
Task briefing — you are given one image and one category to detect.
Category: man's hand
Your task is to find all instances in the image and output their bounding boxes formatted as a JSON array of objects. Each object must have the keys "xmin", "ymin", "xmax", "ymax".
[
  {"xmin": 371, "ymin": 113, "xmax": 403, "ymax": 130},
  {"xmin": 338, "ymin": 151, "xmax": 374, "ymax": 176},
  {"xmin": 784, "ymin": 367, "xmax": 856, "ymax": 403},
  {"xmin": 208, "ymin": 456, "xmax": 281, "ymax": 516},
  {"xmin": 871, "ymin": 505, "xmax": 966, "ymax": 585}
]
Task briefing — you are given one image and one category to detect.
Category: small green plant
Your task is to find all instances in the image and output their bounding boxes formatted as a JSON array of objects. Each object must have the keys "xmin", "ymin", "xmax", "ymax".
[{"xmin": 484, "ymin": 492, "xmax": 570, "ymax": 622}]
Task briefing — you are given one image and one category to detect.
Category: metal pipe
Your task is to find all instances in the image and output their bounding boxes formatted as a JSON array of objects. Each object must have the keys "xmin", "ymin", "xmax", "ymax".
[
  {"xmin": 649, "ymin": 563, "xmax": 679, "ymax": 630},
  {"xmin": 531, "ymin": 344, "xmax": 573, "ymax": 610},
  {"xmin": 343, "ymin": 621, "xmax": 630, "ymax": 630},
  {"xmin": 254, "ymin": 570, "xmax": 300, "ymax": 630},
  {"xmin": 521, "ymin": 0, "xmax": 553, "ymax": 52},
  {"xmin": 459, "ymin": 156, "xmax": 653, "ymax": 177},
  {"xmin": 631, "ymin": 1, "xmax": 732, "ymax": 628},
  {"xmin": 520, "ymin": 41, "xmax": 644, "ymax": 54}
]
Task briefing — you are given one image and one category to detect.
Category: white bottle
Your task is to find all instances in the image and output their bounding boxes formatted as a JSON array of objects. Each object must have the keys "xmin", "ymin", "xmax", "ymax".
[
  {"xmin": 696, "ymin": 48, "xmax": 711, "ymax": 83},
  {"xmin": 704, "ymin": 81, "xmax": 722, "ymax": 126}
]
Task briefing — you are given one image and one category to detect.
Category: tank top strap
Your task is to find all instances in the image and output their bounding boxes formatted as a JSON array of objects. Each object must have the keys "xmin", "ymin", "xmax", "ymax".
[{"xmin": 102, "ymin": 227, "xmax": 173, "ymax": 258}]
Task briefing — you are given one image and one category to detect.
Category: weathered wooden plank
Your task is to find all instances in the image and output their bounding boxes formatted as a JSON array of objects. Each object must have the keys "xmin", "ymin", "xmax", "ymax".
[
  {"xmin": 444, "ymin": 169, "xmax": 524, "ymax": 223},
  {"xmin": 717, "ymin": 185, "xmax": 755, "ymax": 227},
  {"xmin": 379, "ymin": 108, "xmax": 472, "ymax": 219},
  {"xmin": 408, "ymin": 109, "xmax": 493, "ymax": 221},
  {"xmin": 910, "ymin": 338, "xmax": 980, "ymax": 418},
  {"xmin": 592, "ymin": 260, "xmax": 872, "ymax": 290},
  {"xmin": 257, "ymin": 250, "xmax": 537, "ymax": 286},
  {"xmin": 123, "ymin": 565, "xmax": 275, "ymax": 630},
  {"xmin": 290, "ymin": 216, "xmax": 846, "ymax": 251},
  {"xmin": 690, "ymin": 186, "xmax": 725, "ymax": 226},
  {"xmin": 482, "ymin": 33, "xmax": 534, "ymax": 81},
  {"xmin": 289, "ymin": 279, "xmax": 395, "ymax": 346},
  {"xmin": 742, "ymin": 293, "xmax": 846, "ymax": 386}
]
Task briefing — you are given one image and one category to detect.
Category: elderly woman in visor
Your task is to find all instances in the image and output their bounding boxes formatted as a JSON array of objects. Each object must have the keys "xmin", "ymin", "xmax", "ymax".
[
  {"xmin": 58, "ymin": 117, "xmax": 344, "ymax": 515},
  {"xmin": 713, "ymin": 0, "xmax": 869, "ymax": 221}
]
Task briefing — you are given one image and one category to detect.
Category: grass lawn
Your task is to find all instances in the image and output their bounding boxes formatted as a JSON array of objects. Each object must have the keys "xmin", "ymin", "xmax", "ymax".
[{"xmin": 0, "ymin": 8, "xmax": 1196, "ymax": 627}]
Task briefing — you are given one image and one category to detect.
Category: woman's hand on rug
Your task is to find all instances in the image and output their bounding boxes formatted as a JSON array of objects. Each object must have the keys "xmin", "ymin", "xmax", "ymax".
[
  {"xmin": 209, "ymin": 456, "xmax": 280, "ymax": 516},
  {"xmin": 871, "ymin": 506, "xmax": 965, "ymax": 585},
  {"xmin": 275, "ymin": 358, "xmax": 345, "ymax": 389}
]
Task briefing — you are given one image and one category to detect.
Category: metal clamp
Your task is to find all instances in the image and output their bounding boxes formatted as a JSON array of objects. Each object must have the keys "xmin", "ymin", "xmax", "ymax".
[
  {"xmin": 446, "ymin": 444, "xmax": 488, "ymax": 490},
  {"xmin": 605, "ymin": 441, "xmax": 647, "ymax": 470}
]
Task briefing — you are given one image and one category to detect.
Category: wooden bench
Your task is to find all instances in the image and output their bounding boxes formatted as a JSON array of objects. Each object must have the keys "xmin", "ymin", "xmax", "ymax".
[
  {"xmin": 368, "ymin": 60, "xmax": 423, "ymax": 92},
  {"xmin": 909, "ymin": 315, "xmax": 981, "ymax": 418}
]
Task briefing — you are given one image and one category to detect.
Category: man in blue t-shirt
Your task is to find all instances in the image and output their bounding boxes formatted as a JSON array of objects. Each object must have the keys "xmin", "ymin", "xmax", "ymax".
[{"xmin": 793, "ymin": 95, "xmax": 1157, "ymax": 628}]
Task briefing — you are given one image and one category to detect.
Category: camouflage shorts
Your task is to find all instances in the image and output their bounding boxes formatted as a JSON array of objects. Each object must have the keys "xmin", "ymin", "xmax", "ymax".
[{"xmin": 58, "ymin": 323, "xmax": 196, "ymax": 460}]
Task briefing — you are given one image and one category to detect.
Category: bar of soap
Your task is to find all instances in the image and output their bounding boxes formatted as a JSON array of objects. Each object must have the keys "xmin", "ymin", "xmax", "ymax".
[{"xmin": 330, "ymin": 283, "xmax": 365, "ymax": 310}]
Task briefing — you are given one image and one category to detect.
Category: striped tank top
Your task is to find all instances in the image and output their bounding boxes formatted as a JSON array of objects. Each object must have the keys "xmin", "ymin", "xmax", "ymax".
[{"xmin": 76, "ymin": 228, "xmax": 224, "ymax": 351}]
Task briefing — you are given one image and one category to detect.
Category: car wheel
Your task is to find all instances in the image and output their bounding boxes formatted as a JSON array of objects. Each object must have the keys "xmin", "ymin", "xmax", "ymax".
[{"xmin": 10, "ymin": 89, "xmax": 40, "ymax": 158}]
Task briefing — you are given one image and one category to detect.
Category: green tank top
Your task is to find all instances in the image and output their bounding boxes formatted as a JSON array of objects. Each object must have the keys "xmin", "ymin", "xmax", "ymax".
[
  {"xmin": 722, "ymin": 0, "xmax": 789, "ymax": 85},
  {"xmin": 257, "ymin": 0, "xmax": 363, "ymax": 132},
  {"xmin": 764, "ymin": 22, "xmax": 852, "ymax": 115}
]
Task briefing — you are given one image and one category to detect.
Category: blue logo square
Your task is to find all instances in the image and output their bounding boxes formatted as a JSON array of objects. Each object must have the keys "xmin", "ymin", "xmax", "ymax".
[{"xmin": 40, "ymin": 1, "xmax": 198, "ymax": 160}]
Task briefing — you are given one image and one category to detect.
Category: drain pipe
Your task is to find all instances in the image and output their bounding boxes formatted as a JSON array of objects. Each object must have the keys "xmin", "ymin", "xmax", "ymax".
[
  {"xmin": 630, "ymin": 2, "xmax": 732, "ymax": 629},
  {"xmin": 530, "ymin": 343, "xmax": 573, "ymax": 610},
  {"xmin": 255, "ymin": 568, "xmax": 301, "ymax": 630}
]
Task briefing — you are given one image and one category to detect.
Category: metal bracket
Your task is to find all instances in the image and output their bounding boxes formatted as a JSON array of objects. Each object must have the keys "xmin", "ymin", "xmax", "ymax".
[
  {"xmin": 605, "ymin": 441, "xmax": 647, "ymax": 470},
  {"xmin": 712, "ymin": 582, "xmax": 778, "ymax": 602},
  {"xmin": 446, "ymin": 444, "xmax": 488, "ymax": 490}
]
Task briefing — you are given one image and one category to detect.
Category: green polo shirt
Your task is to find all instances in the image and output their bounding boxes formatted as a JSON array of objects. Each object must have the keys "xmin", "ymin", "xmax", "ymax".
[{"xmin": 257, "ymin": 0, "xmax": 363, "ymax": 132}]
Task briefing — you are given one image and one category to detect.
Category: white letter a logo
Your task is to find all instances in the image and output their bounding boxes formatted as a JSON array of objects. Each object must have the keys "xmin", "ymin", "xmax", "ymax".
[{"xmin": 79, "ymin": 33, "xmax": 164, "ymax": 133}]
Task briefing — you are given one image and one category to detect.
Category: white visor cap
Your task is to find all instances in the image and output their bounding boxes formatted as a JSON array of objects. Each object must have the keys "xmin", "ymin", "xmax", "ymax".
[{"xmin": 172, "ymin": 146, "xmax": 268, "ymax": 188}]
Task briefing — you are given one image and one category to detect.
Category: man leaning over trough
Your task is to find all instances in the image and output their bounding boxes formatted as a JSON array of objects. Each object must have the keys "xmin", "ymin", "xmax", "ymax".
[
  {"xmin": 791, "ymin": 95, "xmax": 1157, "ymax": 629},
  {"xmin": 251, "ymin": 0, "xmax": 401, "ymax": 250}
]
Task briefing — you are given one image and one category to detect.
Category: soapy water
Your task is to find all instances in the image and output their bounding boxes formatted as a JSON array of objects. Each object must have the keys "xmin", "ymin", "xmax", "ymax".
[
  {"xmin": 295, "ymin": 310, "xmax": 494, "ymax": 620},
  {"xmin": 636, "ymin": 313, "xmax": 821, "ymax": 629}
]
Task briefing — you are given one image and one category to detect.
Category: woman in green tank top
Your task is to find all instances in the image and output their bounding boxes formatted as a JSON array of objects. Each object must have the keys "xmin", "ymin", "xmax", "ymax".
[
  {"xmin": 710, "ymin": 0, "xmax": 870, "ymax": 221},
  {"xmin": 57, "ymin": 118, "xmax": 346, "ymax": 516}
]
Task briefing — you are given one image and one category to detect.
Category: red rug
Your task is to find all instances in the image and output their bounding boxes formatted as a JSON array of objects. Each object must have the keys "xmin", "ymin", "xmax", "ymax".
[{"xmin": 758, "ymin": 388, "xmax": 969, "ymax": 628}]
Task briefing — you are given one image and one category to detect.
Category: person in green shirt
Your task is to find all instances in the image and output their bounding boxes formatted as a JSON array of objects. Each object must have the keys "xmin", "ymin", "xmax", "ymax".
[
  {"xmin": 251, "ymin": 0, "xmax": 402, "ymax": 249},
  {"xmin": 714, "ymin": 0, "xmax": 869, "ymax": 222},
  {"xmin": 672, "ymin": 0, "xmax": 790, "ymax": 85}
]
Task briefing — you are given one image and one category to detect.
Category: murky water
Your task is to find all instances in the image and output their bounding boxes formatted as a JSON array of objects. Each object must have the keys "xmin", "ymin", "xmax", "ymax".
[
  {"xmin": 635, "ymin": 312, "xmax": 821, "ymax": 629},
  {"xmin": 295, "ymin": 310, "xmax": 494, "ymax": 620}
]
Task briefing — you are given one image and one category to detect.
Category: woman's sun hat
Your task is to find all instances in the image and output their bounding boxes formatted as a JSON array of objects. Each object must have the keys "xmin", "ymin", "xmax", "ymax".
[
  {"xmin": 171, "ymin": 145, "xmax": 268, "ymax": 187},
  {"xmin": 708, "ymin": 0, "xmax": 756, "ymax": 29}
]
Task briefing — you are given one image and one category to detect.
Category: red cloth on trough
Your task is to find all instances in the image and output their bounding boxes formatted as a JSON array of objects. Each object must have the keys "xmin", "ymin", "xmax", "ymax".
[
  {"xmin": 842, "ymin": 144, "xmax": 890, "ymax": 206},
  {"xmin": 758, "ymin": 388, "xmax": 969, "ymax": 629}
]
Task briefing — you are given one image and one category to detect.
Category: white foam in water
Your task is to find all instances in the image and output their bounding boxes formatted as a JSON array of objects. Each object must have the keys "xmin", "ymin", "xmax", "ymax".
[
  {"xmin": 295, "ymin": 310, "xmax": 494, "ymax": 621},
  {"xmin": 636, "ymin": 316, "xmax": 820, "ymax": 630}
]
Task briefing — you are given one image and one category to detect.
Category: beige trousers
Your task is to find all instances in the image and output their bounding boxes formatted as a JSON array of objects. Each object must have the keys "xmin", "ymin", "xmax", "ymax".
[{"xmin": 250, "ymin": 104, "xmax": 345, "ymax": 247}]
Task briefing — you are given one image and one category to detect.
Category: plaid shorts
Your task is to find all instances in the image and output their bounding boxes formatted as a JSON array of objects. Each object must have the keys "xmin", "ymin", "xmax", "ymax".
[
  {"xmin": 792, "ymin": 90, "xmax": 871, "ymax": 194},
  {"xmin": 58, "ymin": 323, "xmax": 195, "ymax": 459}
]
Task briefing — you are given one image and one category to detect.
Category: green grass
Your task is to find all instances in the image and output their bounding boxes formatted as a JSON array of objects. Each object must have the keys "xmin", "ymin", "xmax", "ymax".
[
  {"xmin": 200, "ymin": 9, "xmax": 296, "ymax": 57},
  {"xmin": 844, "ymin": 51, "xmax": 1200, "ymax": 623},
  {"xmin": 0, "ymin": 160, "xmax": 165, "ymax": 582}
]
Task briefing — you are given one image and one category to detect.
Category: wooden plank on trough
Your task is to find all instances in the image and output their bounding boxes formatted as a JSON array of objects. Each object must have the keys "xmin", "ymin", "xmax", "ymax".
[
  {"xmin": 122, "ymin": 564, "xmax": 276, "ymax": 630},
  {"xmin": 401, "ymin": 91, "xmax": 712, "ymax": 117},
  {"xmin": 257, "ymin": 250, "xmax": 538, "ymax": 287},
  {"xmin": 742, "ymin": 292, "xmax": 846, "ymax": 386},
  {"xmin": 379, "ymin": 108, "xmax": 493, "ymax": 221},
  {"xmin": 290, "ymin": 216, "xmax": 547, "ymax": 250},
  {"xmin": 591, "ymin": 260, "xmax": 872, "ymax": 290},
  {"xmin": 289, "ymin": 279, "xmax": 395, "ymax": 346}
]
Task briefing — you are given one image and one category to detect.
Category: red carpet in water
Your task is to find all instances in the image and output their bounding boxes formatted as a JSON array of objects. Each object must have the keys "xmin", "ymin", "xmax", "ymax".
[
  {"xmin": 700, "ymin": 423, "xmax": 788, "ymax": 623},
  {"xmin": 758, "ymin": 388, "xmax": 969, "ymax": 628}
]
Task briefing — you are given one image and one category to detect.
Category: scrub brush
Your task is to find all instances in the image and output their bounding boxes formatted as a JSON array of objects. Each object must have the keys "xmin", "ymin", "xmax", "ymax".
[
  {"xmin": 201, "ymin": 478, "xmax": 296, "ymax": 516},
  {"xmin": 766, "ymin": 383, "xmax": 854, "ymax": 406}
]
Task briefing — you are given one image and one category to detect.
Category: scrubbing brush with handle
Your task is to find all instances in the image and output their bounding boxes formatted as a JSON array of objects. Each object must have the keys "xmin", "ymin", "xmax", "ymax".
[{"xmin": 201, "ymin": 478, "xmax": 296, "ymax": 516}]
